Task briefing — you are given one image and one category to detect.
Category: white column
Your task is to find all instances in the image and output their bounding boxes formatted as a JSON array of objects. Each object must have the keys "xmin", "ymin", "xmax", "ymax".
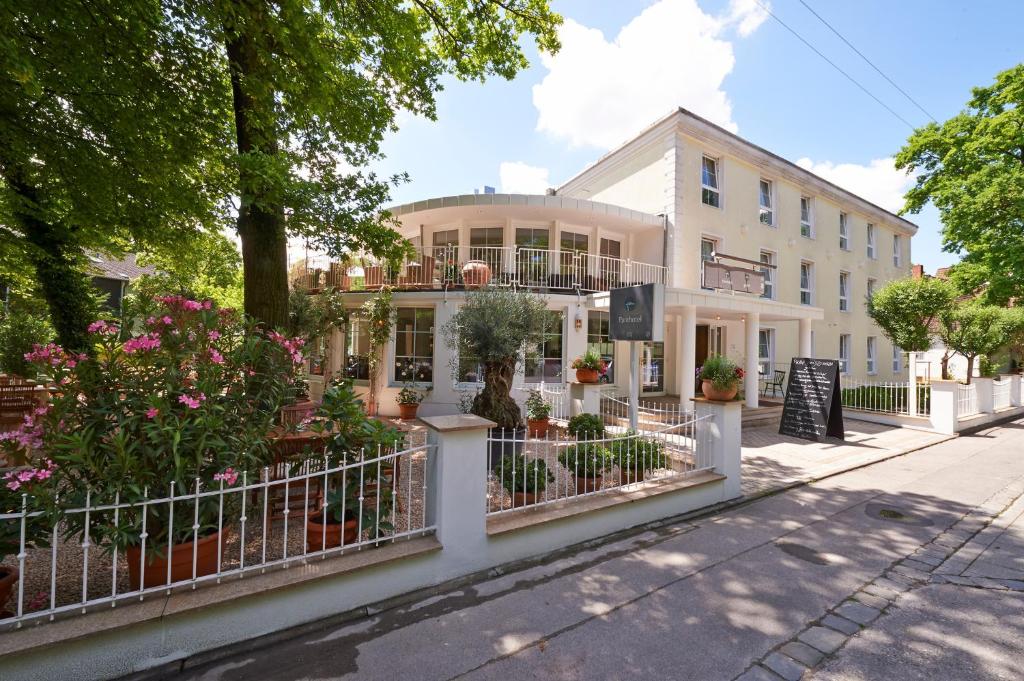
[
  {"xmin": 694, "ymin": 398, "xmax": 743, "ymax": 500},
  {"xmin": 928, "ymin": 380, "xmax": 959, "ymax": 435},
  {"xmin": 798, "ymin": 318, "xmax": 813, "ymax": 358},
  {"xmin": 907, "ymin": 351, "xmax": 919, "ymax": 416},
  {"xmin": 745, "ymin": 312, "xmax": 760, "ymax": 409},
  {"xmin": 1011, "ymin": 375, "xmax": 1022, "ymax": 407},
  {"xmin": 680, "ymin": 305, "xmax": 697, "ymax": 405}
]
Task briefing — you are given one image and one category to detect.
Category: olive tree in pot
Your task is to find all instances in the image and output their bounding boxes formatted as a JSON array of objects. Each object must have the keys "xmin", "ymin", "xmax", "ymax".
[{"xmin": 443, "ymin": 287, "xmax": 549, "ymax": 467}]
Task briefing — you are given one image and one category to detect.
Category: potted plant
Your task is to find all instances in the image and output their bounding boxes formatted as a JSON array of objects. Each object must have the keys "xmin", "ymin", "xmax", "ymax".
[
  {"xmin": 571, "ymin": 349, "xmax": 605, "ymax": 384},
  {"xmin": 13, "ymin": 296, "xmax": 299, "ymax": 590},
  {"xmin": 567, "ymin": 413, "xmax": 605, "ymax": 440},
  {"xmin": 558, "ymin": 442, "xmax": 612, "ymax": 493},
  {"xmin": 442, "ymin": 287, "xmax": 550, "ymax": 467},
  {"xmin": 500, "ymin": 453, "xmax": 553, "ymax": 507},
  {"xmin": 397, "ymin": 384, "xmax": 425, "ymax": 420},
  {"xmin": 608, "ymin": 432, "xmax": 667, "ymax": 484},
  {"xmin": 698, "ymin": 355, "xmax": 745, "ymax": 401},
  {"xmin": 525, "ymin": 389, "xmax": 552, "ymax": 437}
]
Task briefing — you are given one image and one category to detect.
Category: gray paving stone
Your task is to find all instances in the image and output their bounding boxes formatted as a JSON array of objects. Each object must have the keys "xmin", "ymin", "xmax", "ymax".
[
  {"xmin": 821, "ymin": 614, "xmax": 861, "ymax": 636},
  {"xmin": 874, "ymin": 576, "xmax": 913, "ymax": 592},
  {"xmin": 934, "ymin": 558, "xmax": 971, "ymax": 575},
  {"xmin": 763, "ymin": 652, "xmax": 807, "ymax": 681},
  {"xmin": 780, "ymin": 641, "xmax": 825, "ymax": 667},
  {"xmin": 974, "ymin": 577, "xmax": 1009, "ymax": 590},
  {"xmin": 862, "ymin": 582, "xmax": 900, "ymax": 600},
  {"xmin": 799, "ymin": 626, "xmax": 848, "ymax": 654},
  {"xmin": 892, "ymin": 564, "xmax": 931, "ymax": 581},
  {"xmin": 911, "ymin": 552, "xmax": 946, "ymax": 567},
  {"xmin": 901, "ymin": 558, "xmax": 936, "ymax": 572},
  {"xmin": 834, "ymin": 601, "xmax": 882, "ymax": 625},
  {"xmin": 997, "ymin": 579, "xmax": 1024, "ymax": 590},
  {"xmin": 736, "ymin": 665, "xmax": 785, "ymax": 681},
  {"xmin": 851, "ymin": 591, "xmax": 889, "ymax": 610},
  {"xmin": 940, "ymin": 574, "xmax": 977, "ymax": 586}
]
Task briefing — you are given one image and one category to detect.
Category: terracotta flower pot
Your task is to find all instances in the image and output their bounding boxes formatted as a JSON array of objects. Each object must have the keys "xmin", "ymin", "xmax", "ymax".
[
  {"xmin": 0, "ymin": 565, "xmax": 19, "ymax": 611},
  {"xmin": 526, "ymin": 417, "xmax": 550, "ymax": 438},
  {"xmin": 306, "ymin": 515, "xmax": 359, "ymax": 552},
  {"xmin": 461, "ymin": 260, "xmax": 492, "ymax": 287},
  {"xmin": 398, "ymin": 403, "xmax": 419, "ymax": 420},
  {"xmin": 511, "ymin": 491, "xmax": 539, "ymax": 508},
  {"xmin": 573, "ymin": 475, "xmax": 603, "ymax": 494},
  {"xmin": 575, "ymin": 368, "xmax": 599, "ymax": 384},
  {"xmin": 126, "ymin": 530, "xmax": 225, "ymax": 590},
  {"xmin": 701, "ymin": 380, "xmax": 737, "ymax": 401}
]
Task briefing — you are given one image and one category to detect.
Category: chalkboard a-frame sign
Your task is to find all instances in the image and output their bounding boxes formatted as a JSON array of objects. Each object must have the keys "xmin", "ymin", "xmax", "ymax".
[{"xmin": 779, "ymin": 358, "xmax": 845, "ymax": 442}]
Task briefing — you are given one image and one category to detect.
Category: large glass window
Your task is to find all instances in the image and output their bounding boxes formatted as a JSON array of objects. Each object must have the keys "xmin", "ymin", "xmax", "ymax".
[
  {"xmin": 839, "ymin": 334, "xmax": 851, "ymax": 374},
  {"xmin": 760, "ymin": 250, "xmax": 775, "ymax": 300},
  {"xmin": 393, "ymin": 307, "xmax": 434, "ymax": 384},
  {"xmin": 598, "ymin": 237, "xmax": 622, "ymax": 288},
  {"xmin": 800, "ymin": 196, "xmax": 814, "ymax": 238},
  {"xmin": 892, "ymin": 345, "xmax": 902, "ymax": 373},
  {"xmin": 587, "ymin": 311, "xmax": 614, "ymax": 384},
  {"xmin": 893, "ymin": 234, "xmax": 902, "ymax": 267},
  {"xmin": 839, "ymin": 212, "xmax": 850, "ymax": 250},
  {"xmin": 867, "ymin": 277, "xmax": 877, "ymax": 300},
  {"xmin": 432, "ymin": 229, "xmax": 459, "ymax": 248},
  {"xmin": 469, "ymin": 227, "xmax": 504, "ymax": 273},
  {"xmin": 866, "ymin": 223, "xmax": 876, "ymax": 259},
  {"xmin": 525, "ymin": 310, "xmax": 563, "ymax": 383},
  {"xmin": 559, "ymin": 231, "xmax": 588, "ymax": 276},
  {"xmin": 758, "ymin": 328, "xmax": 775, "ymax": 378},
  {"xmin": 759, "ymin": 179, "xmax": 774, "ymax": 226},
  {"xmin": 641, "ymin": 342, "xmax": 664, "ymax": 393},
  {"xmin": 344, "ymin": 317, "xmax": 370, "ymax": 381},
  {"xmin": 701, "ymin": 156, "xmax": 720, "ymax": 207},
  {"xmin": 800, "ymin": 261, "xmax": 814, "ymax": 305},
  {"xmin": 516, "ymin": 227, "xmax": 549, "ymax": 286},
  {"xmin": 867, "ymin": 336, "xmax": 877, "ymax": 375},
  {"xmin": 701, "ymin": 237, "xmax": 718, "ymax": 290},
  {"xmin": 839, "ymin": 271, "xmax": 850, "ymax": 312}
]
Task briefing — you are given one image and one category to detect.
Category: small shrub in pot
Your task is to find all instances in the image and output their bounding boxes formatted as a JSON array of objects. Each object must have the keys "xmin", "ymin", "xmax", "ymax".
[
  {"xmin": 499, "ymin": 454, "xmax": 553, "ymax": 507},
  {"xmin": 567, "ymin": 413, "xmax": 605, "ymax": 440}
]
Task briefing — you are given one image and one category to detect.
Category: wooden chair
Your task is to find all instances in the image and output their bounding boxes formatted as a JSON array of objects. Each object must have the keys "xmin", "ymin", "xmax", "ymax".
[{"xmin": 762, "ymin": 369, "xmax": 786, "ymax": 397}]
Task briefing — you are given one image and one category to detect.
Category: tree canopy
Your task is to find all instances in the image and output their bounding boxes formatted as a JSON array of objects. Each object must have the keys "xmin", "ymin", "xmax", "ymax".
[
  {"xmin": 896, "ymin": 64, "xmax": 1024, "ymax": 305},
  {"xmin": 866, "ymin": 277, "xmax": 955, "ymax": 353},
  {"xmin": 938, "ymin": 304, "xmax": 1017, "ymax": 383}
]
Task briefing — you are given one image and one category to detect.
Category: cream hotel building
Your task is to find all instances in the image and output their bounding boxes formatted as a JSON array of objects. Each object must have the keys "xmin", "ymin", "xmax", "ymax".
[{"xmin": 315, "ymin": 108, "xmax": 917, "ymax": 417}]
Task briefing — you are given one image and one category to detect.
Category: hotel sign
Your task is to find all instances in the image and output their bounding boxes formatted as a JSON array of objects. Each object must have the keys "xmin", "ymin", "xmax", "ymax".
[
  {"xmin": 702, "ymin": 261, "xmax": 765, "ymax": 295},
  {"xmin": 609, "ymin": 283, "xmax": 664, "ymax": 342}
]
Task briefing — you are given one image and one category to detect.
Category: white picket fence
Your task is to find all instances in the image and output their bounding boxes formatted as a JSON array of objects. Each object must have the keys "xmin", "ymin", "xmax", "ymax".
[
  {"xmin": 993, "ymin": 377, "xmax": 1012, "ymax": 411},
  {"xmin": 840, "ymin": 378, "xmax": 931, "ymax": 416}
]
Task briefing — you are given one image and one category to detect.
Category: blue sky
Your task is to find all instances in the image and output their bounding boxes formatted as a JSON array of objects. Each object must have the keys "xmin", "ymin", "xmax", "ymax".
[{"xmin": 375, "ymin": 0, "xmax": 1024, "ymax": 275}]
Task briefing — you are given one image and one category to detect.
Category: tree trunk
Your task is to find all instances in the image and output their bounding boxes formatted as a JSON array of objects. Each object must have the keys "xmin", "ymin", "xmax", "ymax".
[
  {"xmin": 966, "ymin": 355, "xmax": 975, "ymax": 384},
  {"xmin": 474, "ymin": 360, "xmax": 522, "ymax": 429},
  {"xmin": 941, "ymin": 351, "xmax": 951, "ymax": 381},
  {"xmin": 225, "ymin": 16, "xmax": 289, "ymax": 329}
]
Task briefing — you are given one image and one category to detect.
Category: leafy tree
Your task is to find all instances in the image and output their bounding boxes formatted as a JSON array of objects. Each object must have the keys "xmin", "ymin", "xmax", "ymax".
[
  {"xmin": 866, "ymin": 278, "xmax": 955, "ymax": 357},
  {"xmin": 938, "ymin": 304, "xmax": 1014, "ymax": 383},
  {"xmin": 0, "ymin": 306, "xmax": 53, "ymax": 377},
  {"xmin": 133, "ymin": 231, "xmax": 245, "ymax": 310},
  {"xmin": 188, "ymin": 0, "xmax": 561, "ymax": 327},
  {"xmin": 0, "ymin": 1, "xmax": 233, "ymax": 351},
  {"xmin": 896, "ymin": 65, "xmax": 1024, "ymax": 305}
]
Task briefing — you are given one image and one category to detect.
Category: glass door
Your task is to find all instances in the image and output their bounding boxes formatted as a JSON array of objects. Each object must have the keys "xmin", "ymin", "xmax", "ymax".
[{"xmin": 641, "ymin": 341, "xmax": 664, "ymax": 394}]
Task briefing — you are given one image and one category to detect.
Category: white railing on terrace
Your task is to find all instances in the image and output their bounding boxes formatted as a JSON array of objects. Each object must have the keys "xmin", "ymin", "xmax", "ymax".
[
  {"xmin": 600, "ymin": 390, "xmax": 693, "ymax": 430},
  {"xmin": 485, "ymin": 416, "xmax": 713, "ymax": 516},
  {"xmin": 993, "ymin": 377, "xmax": 1012, "ymax": 411},
  {"xmin": 840, "ymin": 379, "xmax": 932, "ymax": 416},
  {"xmin": 513, "ymin": 383, "xmax": 569, "ymax": 423},
  {"xmin": 0, "ymin": 444, "xmax": 434, "ymax": 630},
  {"xmin": 958, "ymin": 382, "xmax": 979, "ymax": 417}
]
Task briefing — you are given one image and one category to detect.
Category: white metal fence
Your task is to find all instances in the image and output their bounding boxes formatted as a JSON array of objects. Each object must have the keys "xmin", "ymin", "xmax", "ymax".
[
  {"xmin": 993, "ymin": 377, "xmax": 1012, "ymax": 411},
  {"xmin": 485, "ymin": 415, "xmax": 713, "ymax": 516},
  {"xmin": 840, "ymin": 379, "xmax": 932, "ymax": 416},
  {"xmin": 957, "ymin": 382, "xmax": 979, "ymax": 417},
  {"xmin": 599, "ymin": 390, "xmax": 692, "ymax": 430},
  {"xmin": 0, "ymin": 444, "xmax": 434, "ymax": 630},
  {"xmin": 515, "ymin": 383, "xmax": 569, "ymax": 423}
]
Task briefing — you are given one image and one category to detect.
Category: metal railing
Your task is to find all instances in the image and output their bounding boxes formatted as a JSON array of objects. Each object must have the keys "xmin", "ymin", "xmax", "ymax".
[
  {"xmin": 513, "ymin": 382, "xmax": 569, "ymax": 422},
  {"xmin": 599, "ymin": 390, "xmax": 692, "ymax": 430},
  {"xmin": 0, "ymin": 444, "xmax": 434, "ymax": 630},
  {"xmin": 840, "ymin": 379, "xmax": 932, "ymax": 416},
  {"xmin": 993, "ymin": 377, "xmax": 1012, "ymax": 411},
  {"xmin": 485, "ymin": 415, "xmax": 713, "ymax": 516},
  {"xmin": 957, "ymin": 382, "xmax": 979, "ymax": 417}
]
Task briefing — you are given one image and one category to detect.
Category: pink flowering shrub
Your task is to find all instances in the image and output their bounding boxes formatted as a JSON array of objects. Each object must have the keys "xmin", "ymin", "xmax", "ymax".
[{"xmin": 3, "ymin": 295, "xmax": 303, "ymax": 554}]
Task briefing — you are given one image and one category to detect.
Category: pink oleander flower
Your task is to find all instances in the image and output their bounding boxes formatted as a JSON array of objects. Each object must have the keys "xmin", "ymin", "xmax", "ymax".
[
  {"xmin": 145, "ymin": 407, "xmax": 159, "ymax": 419},
  {"xmin": 122, "ymin": 334, "xmax": 162, "ymax": 354},
  {"xmin": 182, "ymin": 300, "xmax": 202, "ymax": 312},
  {"xmin": 147, "ymin": 316, "xmax": 156, "ymax": 325},
  {"xmin": 178, "ymin": 393, "xmax": 206, "ymax": 409},
  {"xmin": 209, "ymin": 349, "xmax": 224, "ymax": 364},
  {"xmin": 208, "ymin": 330, "xmax": 220, "ymax": 341},
  {"xmin": 202, "ymin": 300, "xmax": 213, "ymax": 310},
  {"xmin": 213, "ymin": 467, "xmax": 239, "ymax": 486}
]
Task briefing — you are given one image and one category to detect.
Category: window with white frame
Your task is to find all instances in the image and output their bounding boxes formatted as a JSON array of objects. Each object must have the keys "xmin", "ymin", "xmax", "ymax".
[
  {"xmin": 701, "ymin": 156, "xmax": 720, "ymax": 208},
  {"xmin": 800, "ymin": 196, "xmax": 814, "ymax": 238},
  {"xmin": 758, "ymin": 328, "xmax": 775, "ymax": 378},
  {"xmin": 344, "ymin": 317, "xmax": 370, "ymax": 382},
  {"xmin": 759, "ymin": 179, "xmax": 774, "ymax": 226},
  {"xmin": 867, "ymin": 277, "xmax": 877, "ymax": 300},
  {"xmin": 432, "ymin": 229, "xmax": 459, "ymax": 249},
  {"xmin": 470, "ymin": 227, "xmax": 504, "ymax": 273},
  {"xmin": 839, "ymin": 212, "xmax": 850, "ymax": 250},
  {"xmin": 759, "ymin": 250, "xmax": 775, "ymax": 300},
  {"xmin": 866, "ymin": 223, "xmax": 876, "ymax": 259},
  {"xmin": 587, "ymin": 311, "xmax": 614, "ymax": 383},
  {"xmin": 839, "ymin": 271, "xmax": 850, "ymax": 312},
  {"xmin": 839, "ymin": 334, "xmax": 851, "ymax": 374},
  {"xmin": 525, "ymin": 310, "xmax": 563, "ymax": 383},
  {"xmin": 867, "ymin": 336, "xmax": 877, "ymax": 375},
  {"xmin": 393, "ymin": 307, "xmax": 434, "ymax": 384},
  {"xmin": 700, "ymin": 237, "xmax": 718, "ymax": 290},
  {"xmin": 800, "ymin": 261, "xmax": 814, "ymax": 305},
  {"xmin": 893, "ymin": 234, "xmax": 902, "ymax": 267},
  {"xmin": 892, "ymin": 345, "xmax": 902, "ymax": 373}
]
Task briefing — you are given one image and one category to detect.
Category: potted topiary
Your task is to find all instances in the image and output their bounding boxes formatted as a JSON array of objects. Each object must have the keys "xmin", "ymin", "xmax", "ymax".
[
  {"xmin": 698, "ymin": 355, "xmax": 744, "ymax": 401},
  {"xmin": 525, "ymin": 389, "xmax": 552, "ymax": 437},
  {"xmin": 608, "ymin": 432, "xmax": 667, "ymax": 484},
  {"xmin": 558, "ymin": 442, "xmax": 612, "ymax": 493},
  {"xmin": 567, "ymin": 412, "xmax": 605, "ymax": 440},
  {"xmin": 500, "ymin": 453, "xmax": 553, "ymax": 507},
  {"xmin": 571, "ymin": 348, "xmax": 605, "ymax": 384},
  {"xmin": 443, "ymin": 287, "xmax": 550, "ymax": 467},
  {"xmin": 397, "ymin": 384, "xmax": 425, "ymax": 420}
]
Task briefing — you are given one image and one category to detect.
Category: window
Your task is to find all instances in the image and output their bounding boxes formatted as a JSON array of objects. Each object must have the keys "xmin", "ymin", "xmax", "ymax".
[
  {"xmin": 867, "ymin": 336, "xmax": 877, "ymax": 375},
  {"xmin": 393, "ymin": 308, "xmax": 434, "ymax": 384},
  {"xmin": 559, "ymin": 231, "xmax": 588, "ymax": 275},
  {"xmin": 839, "ymin": 334, "xmax": 851, "ymax": 374},
  {"xmin": 892, "ymin": 345, "xmax": 902, "ymax": 373},
  {"xmin": 893, "ymin": 234, "xmax": 902, "ymax": 267},
  {"xmin": 432, "ymin": 229, "xmax": 459, "ymax": 248},
  {"xmin": 701, "ymin": 237, "xmax": 718, "ymax": 290},
  {"xmin": 641, "ymin": 342, "xmax": 664, "ymax": 393},
  {"xmin": 344, "ymin": 317, "xmax": 370, "ymax": 381},
  {"xmin": 525, "ymin": 310, "xmax": 563, "ymax": 383},
  {"xmin": 516, "ymin": 227, "xmax": 550, "ymax": 285},
  {"xmin": 839, "ymin": 212, "xmax": 849, "ymax": 250},
  {"xmin": 867, "ymin": 277, "xmax": 877, "ymax": 300},
  {"xmin": 470, "ymin": 227, "xmax": 504, "ymax": 273},
  {"xmin": 759, "ymin": 179, "xmax": 774, "ymax": 226},
  {"xmin": 800, "ymin": 196, "xmax": 813, "ymax": 238},
  {"xmin": 759, "ymin": 250, "xmax": 775, "ymax": 300},
  {"xmin": 587, "ymin": 311, "xmax": 614, "ymax": 383},
  {"xmin": 800, "ymin": 261, "xmax": 814, "ymax": 305},
  {"xmin": 839, "ymin": 271, "xmax": 850, "ymax": 312},
  {"xmin": 701, "ymin": 156, "xmax": 720, "ymax": 207},
  {"xmin": 758, "ymin": 328, "xmax": 775, "ymax": 378},
  {"xmin": 598, "ymin": 237, "xmax": 622, "ymax": 287},
  {"xmin": 866, "ymin": 223, "xmax": 876, "ymax": 259}
]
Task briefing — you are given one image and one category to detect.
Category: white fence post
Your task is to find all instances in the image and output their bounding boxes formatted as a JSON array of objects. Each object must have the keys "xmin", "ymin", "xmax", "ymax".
[
  {"xmin": 1011, "ymin": 375, "xmax": 1022, "ymax": 407},
  {"xmin": 908, "ymin": 352, "xmax": 919, "ymax": 416},
  {"xmin": 569, "ymin": 381, "xmax": 602, "ymax": 418},
  {"xmin": 928, "ymin": 380, "xmax": 959, "ymax": 434},
  {"xmin": 975, "ymin": 377, "xmax": 995, "ymax": 414},
  {"xmin": 422, "ymin": 415, "xmax": 494, "ymax": 563},
  {"xmin": 693, "ymin": 397, "xmax": 742, "ymax": 500}
]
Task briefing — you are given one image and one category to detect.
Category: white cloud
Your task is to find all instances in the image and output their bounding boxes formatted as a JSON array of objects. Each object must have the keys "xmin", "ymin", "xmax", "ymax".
[
  {"xmin": 531, "ymin": 0, "xmax": 769, "ymax": 149},
  {"xmin": 499, "ymin": 161, "xmax": 551, "ymax": 194},
  {"xmin": 795, "ymin": 157, "xmax": 912, "ymax": 213}
]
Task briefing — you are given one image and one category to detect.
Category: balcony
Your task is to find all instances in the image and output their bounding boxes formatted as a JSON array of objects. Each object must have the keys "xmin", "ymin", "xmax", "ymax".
[{"xmin": 296, "ymin": 245, "xmax": 667, "ymax": 294}]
